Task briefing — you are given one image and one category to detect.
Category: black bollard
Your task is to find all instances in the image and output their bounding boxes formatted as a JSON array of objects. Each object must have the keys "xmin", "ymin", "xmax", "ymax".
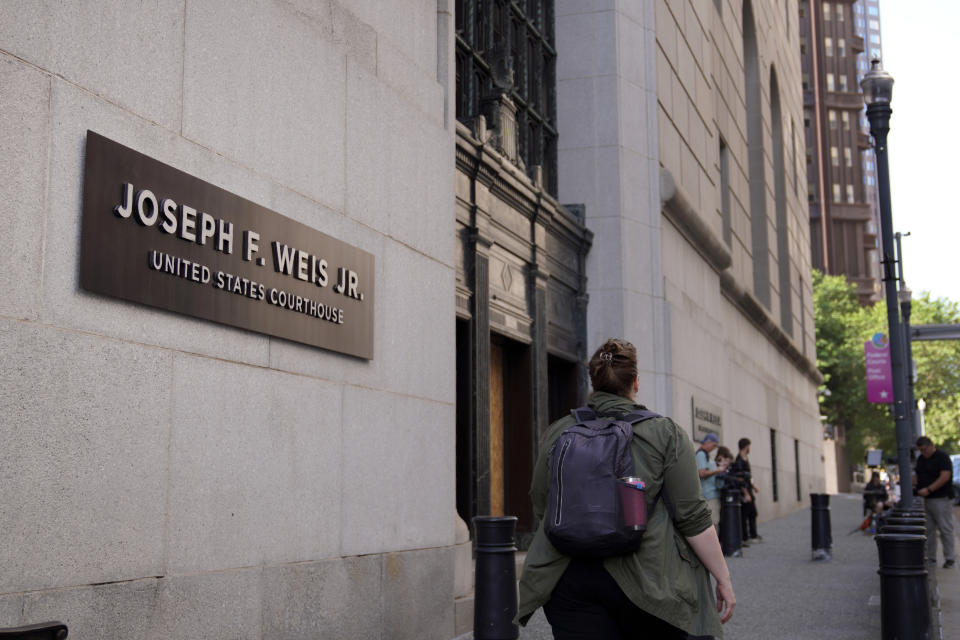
[
  {"xmin": 720, "ymin": 486, "xmax": 742, "ymax": 557},
  {"xmin": 885, "ymin": 516, "xmax": 925, "ymax": 529},
  {"xmin": 876, "ymin": 533, "xmax": 930, "ymax": 640},
  {"xmin": 473, "ymin": 516, "xmax": 519, "ymax": 640},
  {"xmin": 880, "ymin": 524, "xmax": 926, "ymax": 536},
  {"xmin": 810, "ymin": 493, "xmax": 832, "ymax": 560}
]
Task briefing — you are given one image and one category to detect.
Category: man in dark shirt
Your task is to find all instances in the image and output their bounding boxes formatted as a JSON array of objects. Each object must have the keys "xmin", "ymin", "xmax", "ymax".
[
  {"xmin": 914, "ymin": 436, "xmax": 955, "ymax": 568},
  {"xmin": 730, "ymin": 438, "xmax": 761, "ymax": 544}
]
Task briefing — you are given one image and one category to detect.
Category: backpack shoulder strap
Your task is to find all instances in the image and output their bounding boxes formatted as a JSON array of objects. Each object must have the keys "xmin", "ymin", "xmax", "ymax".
[
  {"xmin": 570, "ymin": 406, "xmax": 598, "ymax": 422},
  {"xmin": 619, "ymin": 409, "xmax": 661, "ymax": 424}
]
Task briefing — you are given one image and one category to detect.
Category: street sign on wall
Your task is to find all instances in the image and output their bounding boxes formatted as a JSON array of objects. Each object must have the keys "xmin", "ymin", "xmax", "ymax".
[
  {"xmin": 81, "ymin": 131, "xmax": 375, "ymax": 359},
  {"xmin": 865, "ymin": 333, "xmax": 893, "ymax": 403}
]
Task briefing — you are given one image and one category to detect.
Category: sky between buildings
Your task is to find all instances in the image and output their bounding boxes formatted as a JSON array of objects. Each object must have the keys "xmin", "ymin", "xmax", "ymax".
[{"xmin": 877, "ymin": 0, "xmax": 960, "ymax": 305}]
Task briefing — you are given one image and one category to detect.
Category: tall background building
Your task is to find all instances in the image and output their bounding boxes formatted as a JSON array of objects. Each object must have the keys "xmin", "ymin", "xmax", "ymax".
[
  {"xmin": 855, "ymin": 0, "xmax": 883, "ymax": 292},
  {"xmin": 802, "ymin": 0, "xmax": 879, "ymax": 307},
  {"xmin": 801, "ymin": 0, "xmax": 886, "ymax": 491}
]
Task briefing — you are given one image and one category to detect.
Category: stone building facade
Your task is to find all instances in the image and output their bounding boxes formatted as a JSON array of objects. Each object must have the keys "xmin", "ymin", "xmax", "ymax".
[
  {"xmin": 1, "ymin": 2, "xmax": 828, "ymax": 639},
  {"xmin": 0, "ymin": 1, "xmax": 459, "ymax": 639},
  {"xmin": 453, "ymin": 8, "xmax": 827, "ymax": 630},
  {"xmin": 555, "ymin": 0, "xmax": 825, "ymax": 526}
]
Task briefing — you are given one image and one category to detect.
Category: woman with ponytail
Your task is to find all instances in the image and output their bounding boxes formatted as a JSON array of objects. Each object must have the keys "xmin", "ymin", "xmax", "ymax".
[{"xmin": 518, "ymin": 338, "xmax": 735, "ymax": 639}]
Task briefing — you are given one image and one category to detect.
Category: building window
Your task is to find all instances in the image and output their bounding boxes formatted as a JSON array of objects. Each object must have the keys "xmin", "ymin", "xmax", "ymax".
[
  {"xmin": 808, "ymin": 182, "xmax": 816, "ymax": 202},
  {"xmin": 842, "ymin": 111, "xmax": 850, "ymax": 129},
  {"xmin": 455, "ymin": 0, "xmax": 558, "ymax": 194},
  {"xmin": 868, "ymin": 6, "xmax": 879, "ymax": 16},
  {"xmin": 838, "ymin": 38, "xmax": 846, "ymax": 57},
  {"xmin": 833, "ymin": 183, "xmax": 841, "ymax": 202},
  {"xmin": 870, "ymin": 32, "xmax": 882, "ymax": 44},
  {"xmin": 785, "ymin": 0, "xmax": 791, "ymax": 38},
  {"xmin": 828, "ymin": 110, "xmax": 837, "ymax": 129},
  {"xmin": 839, "ymin": 74, "xmax": 848, "ymax": 92},
  {"xmin": 794, "ymin": 439, "xmax": 802, "ymax": 502},
  {"xmin": 771, "ymin": 429, "xmax": 779, "ymax": 502},
  {"xmin": 792, "ymin": 119, "xmax": 798, "ymax": 195},
  {"xmin": 836, "ymin": 3, "xmax": 844, "ymax": 21},
  {"xmin": 824, "ymin": 37, "xmax": 833, "ymax": 57},
  {"xmin": 831, "ymin": 146, "xmax": 839, "ymax": 166},
  {"xmin": 799, "ymin": 1, "xmax": 805, "ymax": 19},
  {"xmin": 826, "ymin": 73, "xmax": 835, "ymax": 91},
  {"xmin": 801, "ymin": 40, "xmax": 807, "ymax": 56},
  {"xmin": 844, "ymin": 147, "xmax": 852, "ymax": 167},
  {"xmin": 870, "ymin": 19, "xmax": 880, "ymax": 30},
  {"xmin": 720, "ymin": 138, "xmax": 731, "ymax": 245},
  {"xmin": 802, "ymin": 72, "xmax": 810, "ymax": 90},
  {"xmin": 846, "ymin": 184, "xmax": 855, "ymax": 203}
]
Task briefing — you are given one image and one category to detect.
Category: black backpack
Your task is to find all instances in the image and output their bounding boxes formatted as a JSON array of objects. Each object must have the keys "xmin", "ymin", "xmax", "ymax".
[{"xmin": 543, "ymin": 406, "xmax": 661, "ymax": 558}]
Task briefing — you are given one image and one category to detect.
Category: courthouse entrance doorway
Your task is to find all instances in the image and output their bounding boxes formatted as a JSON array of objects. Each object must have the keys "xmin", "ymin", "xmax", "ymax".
[
  {"xmin": 548, "ymin": 353, "xmax": 580, "ymax": 424},
  {"xmin": 489, "ymin": 335, "xmax": 533, "ymax": 535}
]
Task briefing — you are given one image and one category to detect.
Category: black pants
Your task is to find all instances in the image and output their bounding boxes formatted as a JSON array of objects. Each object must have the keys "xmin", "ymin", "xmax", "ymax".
[
  {"xmin": 543, "ymin": 558, "xmax": 689, "ymax": 640},
  {"xmin": 741, "ymin": 498, "xmax": 758, "ymax": 539}
]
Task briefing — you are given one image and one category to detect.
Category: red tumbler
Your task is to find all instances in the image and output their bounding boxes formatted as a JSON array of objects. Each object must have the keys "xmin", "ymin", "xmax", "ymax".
[{"xmin": 617, "ymin": 476, "xmax": 648, "ymax": 531}]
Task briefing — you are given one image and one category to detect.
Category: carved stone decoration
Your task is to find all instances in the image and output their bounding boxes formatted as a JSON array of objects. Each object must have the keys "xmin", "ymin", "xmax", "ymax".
[
  {"xmin": 472, "ymin": 114, "xmax": 489, "ymax": 144},
  {"xmin": 501, "ymin": 263, "xmax": 513, "ymax": 292},
  {"xmin": 487, "ymin": 43, "xmax": 514, "ymax": 93},
  {"xmin": 480, "ymin": 93, "xmax": 520, "ymax": 166},
  {"xmin": 529, "ymin": 165, "xmax": 543, "ymax": 188}
]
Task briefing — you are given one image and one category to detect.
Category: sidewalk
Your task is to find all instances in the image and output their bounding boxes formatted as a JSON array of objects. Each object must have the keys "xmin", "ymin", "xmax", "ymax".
[{"xmin": 502, "ymin": 493, "xmax": 959, "ymax": 639}]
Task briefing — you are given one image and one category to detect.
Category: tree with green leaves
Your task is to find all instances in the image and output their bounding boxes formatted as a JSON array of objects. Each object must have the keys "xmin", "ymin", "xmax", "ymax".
[{"xmin": 813, "ymin": 270, "xmax": 960, "ymax": 467}]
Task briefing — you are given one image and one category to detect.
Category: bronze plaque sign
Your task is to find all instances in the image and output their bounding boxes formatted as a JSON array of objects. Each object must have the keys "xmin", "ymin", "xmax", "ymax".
[
  {"xmin": 81, "ymin": 131, "xmax": 374, "ymax": 359},
  {"xmin": 691, "ymin": 396, "xmax": 723, "ymax": 444}
]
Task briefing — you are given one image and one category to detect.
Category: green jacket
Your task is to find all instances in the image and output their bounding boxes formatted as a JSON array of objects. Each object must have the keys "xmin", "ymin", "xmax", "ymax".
[{"xmin": 517, "ymin": 392, "xmax": 723, "ymax": 639}]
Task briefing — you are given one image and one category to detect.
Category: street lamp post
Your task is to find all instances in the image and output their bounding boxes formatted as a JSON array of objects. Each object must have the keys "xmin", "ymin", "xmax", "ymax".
[
  {"xmin": 894, "ymin": 231, "xmax": 921, "ymax": 442},
  {"xmin": 898, "ymin": 283, "xmax": 919, "ymax": 440},
  {"xmin": 861, "ymin": 60, "xmax": 914, "ymax": 511}
]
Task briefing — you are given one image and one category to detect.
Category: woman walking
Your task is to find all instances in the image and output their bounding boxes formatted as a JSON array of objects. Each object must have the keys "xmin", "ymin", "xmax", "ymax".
[{"xmin": 518, "ymin": 338, "xmax": 735, "ymax": 639}]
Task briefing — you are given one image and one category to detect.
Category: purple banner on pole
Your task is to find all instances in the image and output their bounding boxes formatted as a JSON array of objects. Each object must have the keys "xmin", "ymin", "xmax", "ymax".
[{"xmin": 865, "ymin": 333, "xmax": 894, "ymax": 403}]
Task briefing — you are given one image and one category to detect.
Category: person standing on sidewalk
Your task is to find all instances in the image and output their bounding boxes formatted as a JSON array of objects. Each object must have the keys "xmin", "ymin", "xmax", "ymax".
[
  {"xmin": 697, "ymin": 433, "xmax": 727, "ymax": 527},
  {"xmin": 914, "ymin": 436, "xmax": 956, "ymax": 569},
  {"xmin": 730, "ymin": 438, "xmax": 761, "ymax": 544}
]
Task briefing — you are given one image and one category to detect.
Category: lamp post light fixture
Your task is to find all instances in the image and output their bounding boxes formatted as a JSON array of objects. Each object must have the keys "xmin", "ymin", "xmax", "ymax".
[{"xmin": 861, "ymin": 59, "xmax": 914, "ymax": 511}]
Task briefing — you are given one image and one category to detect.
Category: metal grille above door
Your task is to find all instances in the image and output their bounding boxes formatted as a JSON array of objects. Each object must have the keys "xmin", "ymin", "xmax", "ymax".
[{"xmin": 455, "ymin": 0, "xmax": 557, "ymax": 195}]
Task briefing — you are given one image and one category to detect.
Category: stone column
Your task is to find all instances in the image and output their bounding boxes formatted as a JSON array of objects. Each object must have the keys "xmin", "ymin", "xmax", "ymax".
[
  {"xmin": 470, "ymin": 229, "xmax": 492, "ymax": 517},
  {"xmin": 530, "ymin": 210, "xmax": 550, "ymax": 441},
  {"xmin": 576, "ymin": 225, "xmax": 592, "ymax": 404}
]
